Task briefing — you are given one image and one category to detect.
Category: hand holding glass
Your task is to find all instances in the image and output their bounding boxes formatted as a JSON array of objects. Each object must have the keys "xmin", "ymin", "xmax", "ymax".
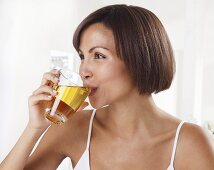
[{"xmin": 45, "ymin": 69, "xmax": 90, "ymax": 125}]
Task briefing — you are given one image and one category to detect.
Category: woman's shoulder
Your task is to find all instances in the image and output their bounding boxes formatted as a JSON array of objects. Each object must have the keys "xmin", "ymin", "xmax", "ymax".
[
  {"xmin": 176, "ymin": 122, "xmax": 214, "ymax": 169},
  {"xmin": 180, "ymin": 122, "xmax": 214, "ymax": 152}
]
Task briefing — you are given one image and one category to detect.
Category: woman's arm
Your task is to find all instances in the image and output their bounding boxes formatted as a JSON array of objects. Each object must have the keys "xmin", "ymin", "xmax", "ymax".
[
  {"xmin": 0, "ymin": 69, "xmax": 89, "ymax": 170},
  {"xmin": 0, "ymin": 69, "xmax": 62, "ymax": 170},
  {"xmin": 0, "ymin": 122, "xmax": 69, "ymax": 170},
  {"xmin": 0, "ymin": 125, "xmax": 48, "ymax": 170}
]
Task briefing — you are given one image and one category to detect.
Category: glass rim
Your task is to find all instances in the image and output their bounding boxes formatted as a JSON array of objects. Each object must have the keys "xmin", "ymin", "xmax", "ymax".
[{"xmin": 59, "ymin": 69, "xmax": 83, "ymax": 87}]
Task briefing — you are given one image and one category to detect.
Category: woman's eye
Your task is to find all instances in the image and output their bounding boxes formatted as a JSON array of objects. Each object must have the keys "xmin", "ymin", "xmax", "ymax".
[
  {"xmin": 79, "ymin": 54, "xmax": 84, "ymax": 60},
  {"xmin": 95, "ymin": 53, "xmax": 106, "ymax": 59}
]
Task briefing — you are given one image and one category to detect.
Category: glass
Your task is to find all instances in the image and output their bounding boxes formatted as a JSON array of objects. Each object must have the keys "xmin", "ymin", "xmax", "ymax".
[{"xmin": 44, "ymin": 69, "xmax": 91, "ymax": 125}]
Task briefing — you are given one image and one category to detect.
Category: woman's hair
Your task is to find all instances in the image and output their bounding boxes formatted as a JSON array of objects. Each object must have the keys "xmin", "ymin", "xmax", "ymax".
[{"xmin": 73, "ymin": 4, "xmax": 175, "ymax": 94}]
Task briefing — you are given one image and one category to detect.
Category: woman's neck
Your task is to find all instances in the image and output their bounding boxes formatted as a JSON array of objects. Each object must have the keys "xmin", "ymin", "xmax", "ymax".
[{"xmin": 98, "ymin": 92, "xmax": 163, "ymax": 139}]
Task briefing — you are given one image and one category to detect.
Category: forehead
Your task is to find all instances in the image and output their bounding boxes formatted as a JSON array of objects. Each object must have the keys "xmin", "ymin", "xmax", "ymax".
[{"xmin": 79, "ymin": 23, "xmax": 116, "ymax": 53}]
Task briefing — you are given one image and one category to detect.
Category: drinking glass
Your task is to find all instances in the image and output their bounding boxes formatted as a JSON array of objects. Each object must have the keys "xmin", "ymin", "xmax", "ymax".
[{"xmin": 45, "ymin": 69, "xmax": 90, "ymax": 125}]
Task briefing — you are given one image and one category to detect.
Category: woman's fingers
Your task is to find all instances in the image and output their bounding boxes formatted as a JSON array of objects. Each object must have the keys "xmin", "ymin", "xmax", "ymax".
[
  {"xmin": 29, "ymin": 94, "xmax": 53, "ymax": 106},
  {"xmin": 30, "ymin": 84, "xmax": 58, "ymax": 106},
  {"xmin": 32, "ymin": 85, "xmax": 57, "ymax": 96},
  {"xmin": 41, "ymin": 69, "xmax": 60, "ymax": 86}
]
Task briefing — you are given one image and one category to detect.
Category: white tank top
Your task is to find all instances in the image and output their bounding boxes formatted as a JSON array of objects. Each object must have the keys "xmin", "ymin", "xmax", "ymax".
[{"xmin": 73, "ymin": 110, "xmax": 185, "ymax": 170}]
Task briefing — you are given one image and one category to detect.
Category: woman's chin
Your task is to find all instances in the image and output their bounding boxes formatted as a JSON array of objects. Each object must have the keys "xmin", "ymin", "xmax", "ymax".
[{"xmin": 89, "ymin": 99, "xmax": 108, "ymax": 110}]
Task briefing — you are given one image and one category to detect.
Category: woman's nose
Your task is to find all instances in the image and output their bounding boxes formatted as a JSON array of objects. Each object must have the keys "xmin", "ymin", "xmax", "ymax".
[{"xmin": 79, "ymin": 63, "xmax": 93, "ymax": 80}]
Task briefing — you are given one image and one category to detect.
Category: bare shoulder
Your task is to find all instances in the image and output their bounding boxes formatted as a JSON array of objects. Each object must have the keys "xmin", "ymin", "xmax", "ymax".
[{"xmin": 176, "ymin": 122, "xmax": 214, "ymax": 169}]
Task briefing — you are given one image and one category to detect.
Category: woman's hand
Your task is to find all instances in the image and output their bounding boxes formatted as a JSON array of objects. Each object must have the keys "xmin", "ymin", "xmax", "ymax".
[
  {"xmin": 27, "ymin": 69, "xmax": 89, "ymax": 131},
  {"xmin": 27, "ymin": 69, "xmax": 60, "ymax": 130}
]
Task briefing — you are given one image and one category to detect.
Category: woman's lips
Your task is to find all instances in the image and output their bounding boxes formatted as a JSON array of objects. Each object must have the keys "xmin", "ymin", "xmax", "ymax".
[{"xmin": 89, "ymin": 87, "xmax": 98, "ymax": 96}]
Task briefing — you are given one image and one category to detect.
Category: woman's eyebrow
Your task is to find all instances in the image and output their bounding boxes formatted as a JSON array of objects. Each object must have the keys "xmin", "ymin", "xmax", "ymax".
[
  {"xmin": 79, "ymin": 46, "xmax": 110, "ymax": 54},
  {"xmin": 88, "ymin": 46, "xmax": 110, "ymax": 53}
]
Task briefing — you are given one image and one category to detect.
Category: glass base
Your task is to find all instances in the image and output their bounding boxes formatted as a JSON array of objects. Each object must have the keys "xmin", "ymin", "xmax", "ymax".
[{"xmin": 45, "ymin": 109, "xmax": 68, "ymax": 125}]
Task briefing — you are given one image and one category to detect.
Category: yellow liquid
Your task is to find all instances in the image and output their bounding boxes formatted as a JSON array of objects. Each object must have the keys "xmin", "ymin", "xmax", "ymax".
[{"xmin": 45, "ymin": 86, "xmax": 90, "ymax": 125}]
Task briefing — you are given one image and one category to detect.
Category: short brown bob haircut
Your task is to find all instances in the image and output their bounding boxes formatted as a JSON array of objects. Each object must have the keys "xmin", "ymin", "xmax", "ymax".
[{"xmin": 73, "ymin": 4, "xmax": 175, "ymax": 94}]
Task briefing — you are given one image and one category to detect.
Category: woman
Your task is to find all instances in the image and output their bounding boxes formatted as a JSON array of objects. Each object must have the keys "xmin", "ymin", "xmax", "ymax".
[{"xmin": 0, "ymin": 4, "xmax": 213, "ymax": 170}]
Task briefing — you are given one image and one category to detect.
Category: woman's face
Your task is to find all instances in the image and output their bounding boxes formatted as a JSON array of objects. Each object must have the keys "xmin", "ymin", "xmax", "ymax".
[{"xmin": 79, "ymin": 23, "xmax": 135, "ymax": 109}]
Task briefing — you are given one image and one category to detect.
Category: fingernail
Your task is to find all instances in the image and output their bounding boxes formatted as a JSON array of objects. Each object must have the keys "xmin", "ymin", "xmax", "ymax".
[
  {"xmin": 47, "ymin": 95, "xmax": 52, "ymax": 99},
  {"xmin": 53, "ymin": 90, "xmax": 57, "ymax": 94}
]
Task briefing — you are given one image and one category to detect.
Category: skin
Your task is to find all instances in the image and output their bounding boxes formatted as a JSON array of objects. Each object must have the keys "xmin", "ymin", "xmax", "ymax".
[{"xmin": 0, "ymin": 23, "xmax": 214, "ymax": 170}]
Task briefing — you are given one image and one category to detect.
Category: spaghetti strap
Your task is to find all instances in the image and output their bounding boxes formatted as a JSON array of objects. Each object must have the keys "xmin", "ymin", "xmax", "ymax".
[
  {"xmin": 86, "ymin": 109, "xmax": 96, "ymax": 149},
  {"xmin": 169, "ymin": 121, "xmax": 185, "ymax": 167}
]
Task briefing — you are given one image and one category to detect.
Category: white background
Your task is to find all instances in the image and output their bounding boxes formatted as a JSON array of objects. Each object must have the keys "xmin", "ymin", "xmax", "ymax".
[{"xmin": 0, "ymin": 0, "xmax": 214, "ymax": 169}]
